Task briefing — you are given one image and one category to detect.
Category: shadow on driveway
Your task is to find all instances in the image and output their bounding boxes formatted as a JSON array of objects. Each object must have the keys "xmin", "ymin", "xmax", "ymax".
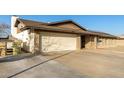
[
  {"xmin": 0, "ymin": 53, "xmax": 38, "ymax": 63},
  {"xmin": 7, "ymin": 51, "xmax": 73, "ymax": 78}
]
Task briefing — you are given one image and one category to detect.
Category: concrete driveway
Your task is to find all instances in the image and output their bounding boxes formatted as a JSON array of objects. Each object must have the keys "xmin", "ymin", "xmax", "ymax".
[
  {"xmin": 0, "ymin": 48, "xmax": 124, "ymax": 78},
  {"xmin": 0, "ymin": 52, "xmax": 84, "ymax": 78},
  {"xmin": 53, "ymin": 49, "xmax": 124, "ymax": 78}
]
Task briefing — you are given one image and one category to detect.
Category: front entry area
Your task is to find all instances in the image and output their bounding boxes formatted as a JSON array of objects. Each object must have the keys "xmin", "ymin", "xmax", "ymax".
[{"xmin": 81, "ymin": 36, "xmax": 85, "ymax": 48}]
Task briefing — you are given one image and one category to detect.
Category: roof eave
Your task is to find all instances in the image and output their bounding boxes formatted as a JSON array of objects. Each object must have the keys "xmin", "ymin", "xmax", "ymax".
[{"xmin": 48, "ymin": 20, "xmax": 87, "ymax": 31}]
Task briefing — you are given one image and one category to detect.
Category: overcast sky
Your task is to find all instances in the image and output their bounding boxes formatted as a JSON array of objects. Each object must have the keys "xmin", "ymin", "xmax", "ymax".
[{"xmin": 0, "ymin": 15, "xmax": 124, "ymax": 35}]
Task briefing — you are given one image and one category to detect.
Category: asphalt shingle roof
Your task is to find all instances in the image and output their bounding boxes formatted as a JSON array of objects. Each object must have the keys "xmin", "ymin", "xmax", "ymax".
[{"xmin": 15, "ymin": 18, "xmax": 118, "ymax": 38}]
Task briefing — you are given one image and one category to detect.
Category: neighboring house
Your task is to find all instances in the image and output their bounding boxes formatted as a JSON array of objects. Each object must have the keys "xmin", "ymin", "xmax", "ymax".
[
  {"xmin": 0, "ymin": 31, "xmax": 9, "ymax": 40},
  {"xmin": 11, "ymin": 16, "xmax": 118, "ymax": 53},
  {"xmin": 0, "ymin": 34, "xmax": 13, "ymax": 56}
]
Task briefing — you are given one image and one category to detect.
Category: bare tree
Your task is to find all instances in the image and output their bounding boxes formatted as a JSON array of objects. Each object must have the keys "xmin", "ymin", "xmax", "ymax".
[
  {"xmin": 0, "ymin": 23, "xmax": 10, "ymax": 36},
  {"xmin": 0, "ymin": 23, "xmax": 10, "ymax": 31}
]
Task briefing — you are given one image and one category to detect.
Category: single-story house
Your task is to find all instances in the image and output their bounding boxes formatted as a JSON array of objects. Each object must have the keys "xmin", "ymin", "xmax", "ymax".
[{"xmin": 11, "ymin": 16, "xmax": 118, "ymax": 53}]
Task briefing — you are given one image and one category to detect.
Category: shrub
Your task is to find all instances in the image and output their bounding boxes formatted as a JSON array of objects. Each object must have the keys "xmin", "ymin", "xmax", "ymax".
[{"xmin": 12, "ymin": 41, "xmax": 22, "ymax": 55}]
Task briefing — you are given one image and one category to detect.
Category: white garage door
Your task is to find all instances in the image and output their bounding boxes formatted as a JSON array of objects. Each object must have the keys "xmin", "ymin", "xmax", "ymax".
[{"xmin": 40, "ymin": 32, "xmax": 77, "ymax": 52}]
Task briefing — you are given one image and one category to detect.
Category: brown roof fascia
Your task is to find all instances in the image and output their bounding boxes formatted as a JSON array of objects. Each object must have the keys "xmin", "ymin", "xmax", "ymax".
[
  {"xmin": 20, "ymin": 25, "xmax": 118, "ymax": 38},
  {"xmin": 20, "ymin": 26, "xmax": 93, "ymax": 35},
  {"xmin": 118, "ymin": 37, "xmax": 124, "ymax": 40},
  {"xmin": 20, "ymin": 19, "xmax": 48, "ymax": 25},
  {"xmin": 48, "ymin": 20, "xmax": 87, "ymax": 31},
  {"xmin": 15, "ymin": 18, "xmax": 26, "ymax": 27},
  {"xmin": 15, "ymin": 18, "xmax": 48, "ymax": 27},
  {"xmin": 88, "ymin": 30, "xmax": 118, "ymax": 38}
]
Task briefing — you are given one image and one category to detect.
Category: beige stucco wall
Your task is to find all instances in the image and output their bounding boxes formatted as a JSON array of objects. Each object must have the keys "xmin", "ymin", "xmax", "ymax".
[
  {"xmin": 14, "ymin": 29, "xmax": 35, "ymax": 53},
  {"xmin": 40, "ymin": 31, "xmax": 78, "ymax": 52},
  {"xmin": 14, "ymin": 30, "xmax": 30, "ymax": 42},
  {"xmin": 34, "ymin": 31, "xmax": 41, "ymax": 53},
  {"xmin": 11, "ymin": 16, "xmax": 19, "ymax": 37},
  {"xmin": 76, "ymin": 36, "xmax": 81, "ymax": 50},
  {"xmin": 29, "ymin": 31, "xmax": 35, "ymax": 53}
]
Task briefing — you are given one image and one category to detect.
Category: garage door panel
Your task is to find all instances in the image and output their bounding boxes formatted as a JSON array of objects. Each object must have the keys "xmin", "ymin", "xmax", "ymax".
[{"xmin": 41, "ymin": 32, "xmax": 77, "ymax": 52}]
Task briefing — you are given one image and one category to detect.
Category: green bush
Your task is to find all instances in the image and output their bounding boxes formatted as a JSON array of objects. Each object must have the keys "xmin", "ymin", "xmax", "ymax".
[{"xmin": 12, "ymin": 41, "xmax": 22, "ymax": 55}]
